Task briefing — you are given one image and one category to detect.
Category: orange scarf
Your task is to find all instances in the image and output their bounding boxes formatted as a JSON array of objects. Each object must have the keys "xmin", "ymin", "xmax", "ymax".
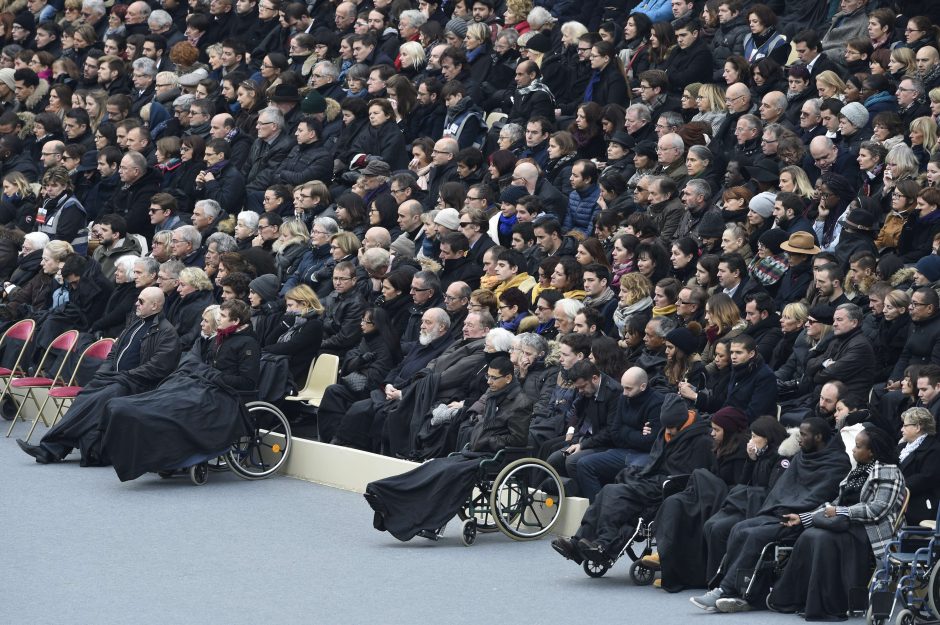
[{"xmin": 664, "ymin": 412, "xmax": 696, "ymax": 442}]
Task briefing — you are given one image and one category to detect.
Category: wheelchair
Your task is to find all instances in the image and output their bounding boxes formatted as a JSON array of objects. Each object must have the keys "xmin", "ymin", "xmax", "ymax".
[
  {"xmin": 419, "ymin": 447, "xmax": 565, "ymax": 546},
  {"xmin": 159, "ymin": 401, "xmax": 293, "ymax": 486},
  {"xmin": 867, "ymin": 504, "xmax": 940, "ymax": 625},
  {"xmin": 579, "ymin": 474, "xmax": 691, "ymax": 585}
]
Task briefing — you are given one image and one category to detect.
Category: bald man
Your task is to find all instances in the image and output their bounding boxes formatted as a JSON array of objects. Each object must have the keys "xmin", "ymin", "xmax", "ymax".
[
  {"xmin": 916, "ymin": 46, "xmax": 940, "ymax": 90},
  {"xmin": 17, "ymin": 286, "xmax": 183, "ymax": 465},
  {"xmin": 804, "ymin": 134, "xmax": 861, "ymax": 186},
  {"xmin": 758, "ymin": 91, "xmax": 789, "ymax": 126},
  {"xmin": 714, "ymin": 82, "xmax": 753, "ymax": 152},
  {"xmin": 565, "ymin": 367, "xmax": 666, "ymax": 501},
  {"xmin": 511, "ymin": 161, "xmax": 567, "ymax": 221}
]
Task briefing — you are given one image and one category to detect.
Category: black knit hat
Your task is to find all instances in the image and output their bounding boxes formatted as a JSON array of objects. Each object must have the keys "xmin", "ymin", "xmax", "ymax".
[{"xmin": 660, "ymin": 394, "xmax": 690, "ymax": 429}]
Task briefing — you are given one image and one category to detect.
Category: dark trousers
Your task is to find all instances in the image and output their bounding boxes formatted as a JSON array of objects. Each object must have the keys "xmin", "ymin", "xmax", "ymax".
[
  {"xmin": 41, "ymin": 376, "xmax": 131, "ymax": 463},
  {"xmin": 718, "ymin": 514, "xmax": 801, "ymax": 599}
]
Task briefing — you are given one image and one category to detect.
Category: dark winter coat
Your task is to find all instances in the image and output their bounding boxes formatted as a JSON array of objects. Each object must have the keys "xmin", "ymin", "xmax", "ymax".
[
  {"xmin": 263, "ymin": 310, "xmax": 323, "ymax": 384},
  {"xmin": 104, "ymin": 167, "xmax": 163, "ymax": 240},
  {"xmin": 243, "ymin": 131, "xmax": 295, "ymax": 193},
  {"xmin": 807, "ymin": 326, "xmax": 875, "ymax": 405}
]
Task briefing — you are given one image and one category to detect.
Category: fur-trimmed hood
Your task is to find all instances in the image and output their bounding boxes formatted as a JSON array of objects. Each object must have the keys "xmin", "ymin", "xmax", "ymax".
[
  {"xmin": 778, "ymin": 427, "xmax": 801, "ymax": 458},
  {"xmin": 24, "ymin": 78, "xmax": 49, "ymax": 111}
]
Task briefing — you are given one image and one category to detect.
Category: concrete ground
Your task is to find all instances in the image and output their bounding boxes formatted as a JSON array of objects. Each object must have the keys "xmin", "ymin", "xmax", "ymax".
[{"xmin": 2, "ymin": 429, "xmax": 810, "ymax": 625}]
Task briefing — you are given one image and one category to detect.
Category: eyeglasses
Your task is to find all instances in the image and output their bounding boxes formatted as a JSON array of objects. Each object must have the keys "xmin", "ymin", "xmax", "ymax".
[
  {"xmin": 410, "ymin": 286, "xmax": 431, "ymax": 292},
  {"xmin": 486, "ymin": 373, "xmax": 509, "ymax": 381},
  {"xmin": 458, "ymin": 222, "xmax": 472, "ymax": 227},
  {"xmin": 333, "ymin": 275, "xmax": 353, "ymax": 282},
  {"xmin": 911, "ymin": 301, "xmax": 930, "ymax": 308}
]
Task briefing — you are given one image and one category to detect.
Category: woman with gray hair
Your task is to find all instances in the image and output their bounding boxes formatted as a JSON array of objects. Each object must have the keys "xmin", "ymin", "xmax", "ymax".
[
  {"xmin": 7, "ymin": 231, "xmax": 49, "ymax": 288},
  {"xmin": 175, "ymin": 267, "xmax": 217, "ymax": 350},
  {"xmin": 234, "ymin": 211, "xmax": 259, "ymax": 250},
  {"xmin": 90, "ymin": 255, "xmax": 141, "ymax": 337},
  {"xmin": 897, "ymin": 406, "xmax": 940, "ymax": 524}
]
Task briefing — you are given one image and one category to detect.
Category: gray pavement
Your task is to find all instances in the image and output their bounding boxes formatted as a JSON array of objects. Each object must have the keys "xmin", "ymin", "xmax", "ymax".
[{"xmin": 1, "ymin": 433, "xmax": 810, "ymax": 625}]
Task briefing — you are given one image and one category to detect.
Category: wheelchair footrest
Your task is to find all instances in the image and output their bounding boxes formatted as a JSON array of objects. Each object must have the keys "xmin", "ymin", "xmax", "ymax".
[{"xmin": 867, "ymin": 590, "xmax": 891, "ymax": 617}]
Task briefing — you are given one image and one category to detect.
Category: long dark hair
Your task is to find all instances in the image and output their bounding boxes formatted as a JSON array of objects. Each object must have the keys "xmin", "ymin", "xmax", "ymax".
[{"xmin": 367, "ymin": 307, "xmax": 401, "ymax": 362}]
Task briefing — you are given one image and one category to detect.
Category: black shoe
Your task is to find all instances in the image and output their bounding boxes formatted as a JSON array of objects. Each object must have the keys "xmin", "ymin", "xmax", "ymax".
[
  {"xmin": 578, "ymin": 538, "xmax": 606, "ymax": 557},
  {"xmin": 551, "ymin": 537, "xmax": 584, "ymax": 564},
  {"xmin": 16, "ymin": 439, "xmax": 56, "ymax": 464}
]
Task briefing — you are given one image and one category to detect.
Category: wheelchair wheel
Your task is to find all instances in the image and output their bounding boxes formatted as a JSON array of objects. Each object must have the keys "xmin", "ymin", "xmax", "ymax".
[
  {"xmin": 189, "ymin": 463, "xmax": 208, "ymax": 486},
  {"xmin": 629, "ymin": 559, "xmax": 656, "ymax": 586},
  {"xmin": 227, "ymin": 401, "xmax": 292, "ymax": 480},
  {"xmin": 489, "ymin": 458, "xmax": 563, "ymax": 541},
  {"xmin": 457, "ymin": 487, "xmax": 499, "ymax": 533},
  {"xmin": 459, "ymin": 519, "xmax": 477, "ymax": 547},
  {"xmin": 0, "ymin": 395, "xmax": 17, "ymax": 420},
  {"xmin": 895, "ymin": 609, "xmax": 915, "ymax": 625},
  {"xmin": 583, "ymin": 557, "xmax": 610, "ymax": 578}
]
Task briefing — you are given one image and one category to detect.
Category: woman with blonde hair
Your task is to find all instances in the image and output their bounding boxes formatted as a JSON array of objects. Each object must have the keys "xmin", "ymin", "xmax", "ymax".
[
  {"xmin": 84, "ymin": 90, "xmax": 108, "ymax": 130},
  {"xmin": 397, "ymin": 41, "xmax": 426, "ymax": 79},
  {"xmin": 778, "ymin": 165, "xmax": 815, "ymax": 201},
  {"xmin": 176, "ymin": 267, "xmax": 216, "ymax": 349},
  {"xmin": 909, "ymin": 116, "xmax": 938, "ymax": 170},
  {"xmin": 264, "ymin": 284, "xmax": 324, "ymax": 384},
  {"xmin": 6, "ymin": 239, "xmax": 71, "ymax": 319},
  {"xmin": 814, "ymin": 70, "xmax": 846, "ymax": 100},
  {"xmin": 274, "ymin": 219, "xmax": 311, "ymax": 283},
  {"xmin": 692, "ymin": 83, "xmax": 726, "ymax": 135},
  {"xmin": 700, "ymin": 292, "xmax": 746, "ymax": 364},
  {"xmin": 889, "ymin": 47, "xmax": 916, "ymax": 81},
  {"xmin": 883, "ymin": 143, "xmax": 921, "ymax": 200},
  {"xmin": 770, "ymin": 301, "xmax": 808, "ymax": 369},
  {"xmin": 1, "ymin": 171, "xmax": 38, "ymax": 231},
  {"xmin": 613, "ymin": 272, "xmax": 652, "ymax": 342}
]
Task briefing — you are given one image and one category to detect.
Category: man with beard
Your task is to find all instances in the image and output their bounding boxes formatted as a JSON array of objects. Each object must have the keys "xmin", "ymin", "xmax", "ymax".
[
  {"xmin": 91, "ymin": 213, "xmax": 143, "ymax": 281},
  {"xmin": 773, "ymin": 193, "xmax": 814, "ymax": 237},
  {"xmin": 325, "ymin": 308, "xmax": 454, "ymax": 450},
  {"xmin": 16, "ymin": 287, "xmax": 181, "ymax": 465}
]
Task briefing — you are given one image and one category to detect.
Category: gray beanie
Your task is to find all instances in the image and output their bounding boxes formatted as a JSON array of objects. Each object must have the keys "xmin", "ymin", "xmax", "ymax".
[
  {"xmin": 445, "ymin": 18, "xmax": 468, "ymax": 38},
  {"xmin": 249, "ymin": 274, "xmax": 279, "ymax": 303},
  {"xmin": 660, "ymin": 393, "xmax": 690, "ymax": 429},
  {"xmin": 390, "ymin": 234, "xmax": 415, "ymax": 259},
  {"xmin": 839, "ymin": 102, "xmax": 869, "ymax": 129},
  {"xmin": 748, "ymin": 191, "xmax": 777, "ymax": 219}
]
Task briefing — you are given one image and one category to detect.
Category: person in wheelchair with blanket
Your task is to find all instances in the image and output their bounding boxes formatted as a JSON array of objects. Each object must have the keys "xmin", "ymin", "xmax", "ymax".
[
  {"xmin": 364, "ymin": 355, "xmax": 531, "ymax": 542},
  {"xmin": 550, "ymin": 393, "xmax": 715, "ymax": 565}
]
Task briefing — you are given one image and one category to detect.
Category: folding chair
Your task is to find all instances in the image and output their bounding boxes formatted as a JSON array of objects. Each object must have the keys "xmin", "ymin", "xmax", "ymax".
[
  {"xmin": 0, "ymin": 319, "xmax": 36, "ymax": 410},
  {"xmin": 284, "ymin": 354, "xmax": 338, "ymax": 408},
  {"xmin": 5, "ymin": 329, "xmax": 80, "ymax": 437},
  {"xmin": 23, "ymin": 337, "xmax": 115, "ymax": 443}
]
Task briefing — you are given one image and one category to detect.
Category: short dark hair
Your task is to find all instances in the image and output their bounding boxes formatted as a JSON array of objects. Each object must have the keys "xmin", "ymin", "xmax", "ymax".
[
  {"xmin": 567, "ymin": 359, "xmax": 600, "ymax": 382},
  {"xmin": 440, "ymin": 231, "xmax": 469, "ymax": 254},
  {"xmin": 718, "ymin": 253, "xmax": 746, "ymax": 278},
  {"xmin": 61, "ymin": 254, "xmax": 87, "ymax": 279},
  {"xmin": 497, "ymin": 249, "xmax": 526, "ymax": 272},
  {"xmin": 205, "ymin": 138, "xmax": 230, "ymax": 158},
  {"xmin": 729, "ymin": 333, "xmax": 756, "ymax": 353},
  {"xmin": 583, "ymin": 263, "xmax": 610, "ymax": 284},
  {"xmin": 97, "ymin": 213, "xmax": 128, "ymax": 237},
  {"xmin": 745, "ymin": 291, "xmax": 775, "ymax": 315},
  {"xmin": 13, "ymin": 68, "xmax": 38, "ymax": 87},
  {"xmin": 792, "ymin": 29, "xmax": 821, "ymax": 51},
  {"xmin": 489, "ymin": 355, "xmax": 514, "ymax": 376},
  {"xmin": 558, "ymin": 332, "xmax": 592, "ymax": 358},
  {"xmin": 511, "ymin": 221, "xmax": 535, "ymax": 244},
  {"xmin": 220, "ymin": 299, "xmax": 252, "ymax": 325}
]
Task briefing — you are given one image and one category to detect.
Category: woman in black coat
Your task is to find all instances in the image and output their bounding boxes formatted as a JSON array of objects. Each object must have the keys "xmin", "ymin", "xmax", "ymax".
[
  {"xmin": 586, "ymin": 41, "xmax": 628, "ymax": 107},
  {"xmin": 898, "ymin": 407, "xmax": 940, "ymax": 525},
  {"xmin": 317, "ymin": 307, "xmax": 400, "ymax": 442},
  {"xmin": 366, "ymin": 100, "xmax": 408, "ymax": 171},
  {"xmin": 248, "ymin": 273, "xmax": 285, "ymax": 348},
  {"xmin": 875, "ymin": 290, "xmax": 912, "ymax": 382},
  {"xmin": 8, "ymin": 236, "xmax": 43, "ymax": 287},
  {"xmin": 263, "ymin": 284, "xmax": 324, "ymax": 386},
  {"xmin": 209, "ymin": 300, "xmax": 262, "ymax": 399},
  {"xmin": 165, "ymin": 135, "xmax": 205, "ymax": 214},
  {"xmin": 174, "ymin": 268, "xmax": 217, "ymax": 351},
  {"xmin": 377, "ymin": 269, "xmax": 413, "ymax": 340}
]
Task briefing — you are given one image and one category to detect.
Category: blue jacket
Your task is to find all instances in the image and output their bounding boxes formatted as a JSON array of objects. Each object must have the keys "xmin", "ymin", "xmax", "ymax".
[
  {"xmin": 563, "ymin": 184, "xmax": 601, "ymax": 236},
  {"xmin": 280, "ymin": 242, "xmax": 332, "ymax": 295},
  {"xmin": 632, "ymin": 0, "xmax": 673, "ymax": 23}
]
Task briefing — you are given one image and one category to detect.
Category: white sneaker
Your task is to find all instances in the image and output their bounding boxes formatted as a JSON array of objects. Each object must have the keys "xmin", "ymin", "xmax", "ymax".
[
  {"xmin": 716, "ymin": 597, "xmax": 752, "ymax": 613},
  {"xmin": 690, "ymin": 588, "xmax": 725, "ymax": 611}
]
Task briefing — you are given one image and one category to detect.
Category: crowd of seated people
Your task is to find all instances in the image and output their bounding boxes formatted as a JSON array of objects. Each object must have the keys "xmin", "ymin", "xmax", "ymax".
[{"xmin": 1, "ymin": 0, "xmax": 940, "ymax": 616}]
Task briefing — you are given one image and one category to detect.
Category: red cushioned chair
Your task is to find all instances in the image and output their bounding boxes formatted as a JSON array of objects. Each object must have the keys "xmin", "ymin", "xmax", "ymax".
[
  {"xmin": 5, "ymin": 329, "xmax": 79, "ymax": 438},
  {"xmin": 0, "ymin": 319, "xmax": 36, "ymax": 409},
  {"xmin": 22, "ymin": 337, "xmax": 115, "ymax": 443}
]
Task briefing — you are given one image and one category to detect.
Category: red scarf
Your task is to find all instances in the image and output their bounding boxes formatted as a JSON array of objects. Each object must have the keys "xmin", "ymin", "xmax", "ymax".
[{"xmin": 215, "ymin": 324, "xmax": 239, "ymax": 346}]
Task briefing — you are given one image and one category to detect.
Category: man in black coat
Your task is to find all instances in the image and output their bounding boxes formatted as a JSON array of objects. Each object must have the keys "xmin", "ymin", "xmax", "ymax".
[
  {"xmin": 17, "ymin": 287, "xmax": 182, "ymax": 465},
  {"xmin": 319, "ymin": 261, "xmax": 365, "ymax": 355},
  {"xmin": 275, "ymin": 117, "xmax": 333, "ymax": 187},
  {"xmin": 665, "ymin": 18, "xmax": 715, "ymax": 95},
  {"xmin": 439, "ymin": 233, "xmax": 483, "ymax": 291},
  {"xmin": 718, "ymin": 252, "xmax": 764, "ymax": 314},
  {"xmin": 104, "ymin": 150, "xmax": 162, "ymax": 241},
  {"xmin": 806, "ymin": 302, "xmax": 875, "ymax": 406},
  {"xmin": 195, "ymin": 139, "xmax": 245, "ymax": 216},
  {"xmin": 242, "ymin": 107, "xmax": 295, "ymax": 212},
  {"xmin": 743, "ymin": 292, "xmax": 783, "ymax": 363},
  {"xmin": 504, "ymin": 60, "xmax": 556, "ymax": 126},
  {"xmin": 552, "ymin": 394, "xmax": 715, "ymax": 562},
  {"xmin": 571, "ymin": 366, "xmax": 666, "ymax": 501},
  {"xmin": 687, "ymin": 334, "xmax": 777, "ymax": 421},
  {"xmin": 889, "ymin": 288, "xmax": 940, "ymax": 386}
]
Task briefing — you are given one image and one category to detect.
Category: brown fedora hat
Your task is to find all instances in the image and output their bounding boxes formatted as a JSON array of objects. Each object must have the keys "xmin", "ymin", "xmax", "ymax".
[{"xmin": 779, "ymin": 231, "xmax": 821, "ymax": 255}]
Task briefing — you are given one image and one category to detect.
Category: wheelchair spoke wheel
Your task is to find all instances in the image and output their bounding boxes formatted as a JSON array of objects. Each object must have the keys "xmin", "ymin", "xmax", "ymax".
[
  {"xmin": 227, "ymin": 401, "xmax": 292, "ymax": 480},
  {"xmin": 457, "ymin": 487, "xmax": 499, "ymax": 533},
  {"xmin": 489, "ymin": 458, "xmax": 564, "ymax": 541},
  {"xmin": 629, "ymin": 560, "xmax": 656, "ymax": 586},
  {"xmin": 583, "ymin": 557, "xmax": 610, "ymax": 578}
]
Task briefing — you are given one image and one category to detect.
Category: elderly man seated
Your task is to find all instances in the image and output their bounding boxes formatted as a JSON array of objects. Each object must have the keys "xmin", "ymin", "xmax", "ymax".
[
  {"xmin": 16, "ymin": 287, "xmax": 181, "ymax": 466},
  {"xmin": 364, "ymin": 355, "xmax": 531, "ymax": 541}
]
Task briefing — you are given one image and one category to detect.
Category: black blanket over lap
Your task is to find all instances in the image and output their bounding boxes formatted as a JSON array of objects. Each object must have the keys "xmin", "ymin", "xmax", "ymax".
[{"xmin": 101, "ymin": 357, "xmax": 250, "ymax": 482}]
